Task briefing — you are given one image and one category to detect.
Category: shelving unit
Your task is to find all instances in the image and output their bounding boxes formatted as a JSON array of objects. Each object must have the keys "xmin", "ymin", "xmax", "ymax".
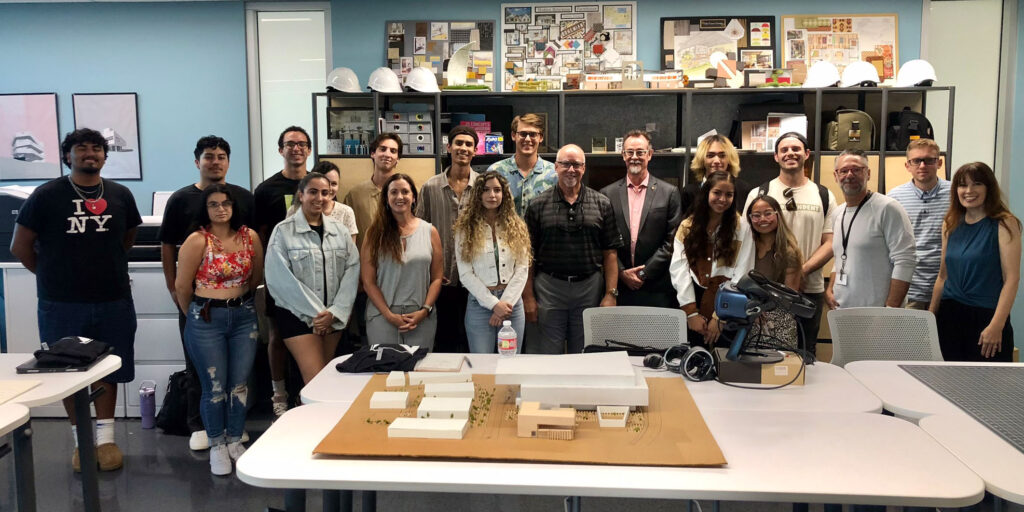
[{"xmin": 313, "ymin": 86, "xmax": 954, "ymax": 197}]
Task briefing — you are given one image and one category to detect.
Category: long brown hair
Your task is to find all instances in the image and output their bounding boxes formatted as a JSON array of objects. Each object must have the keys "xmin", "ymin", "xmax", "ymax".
[
  {"xmin": 364, "ymin": 173, "xmax": 417, "ymax": 263},
  {"xmin": 745, "ymin": 195, "xmax": 803, "ymax": 284},
  {"xmin": 454, "ymin": 171, "xmax": 531, "ymax": 262},
  {"xmin": 677, "ymin": 171, "xmax": 740, "ymax": 266},
  {"xmin": 944, "ymin": 162, "xmax": 1021, "ymax": 235}
]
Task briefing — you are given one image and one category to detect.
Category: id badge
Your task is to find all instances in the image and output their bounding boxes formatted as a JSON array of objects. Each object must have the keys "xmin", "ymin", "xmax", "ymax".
[{"xmin": 836, "ymin": 272, "xmax": 848, "ymax": 286}]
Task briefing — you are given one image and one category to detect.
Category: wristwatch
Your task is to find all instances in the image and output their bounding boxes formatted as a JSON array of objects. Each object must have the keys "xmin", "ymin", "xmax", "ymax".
[
  {"xmin": 607, "ymin": 288, "xmax": 619, "ymax": 298},
  {"xmin": 422, "ymin": 304, "xmax": 434, "ymax": 314},
  {"xmin": 637, "ymin": 268, "xmax": 647, "ymax": 281}
]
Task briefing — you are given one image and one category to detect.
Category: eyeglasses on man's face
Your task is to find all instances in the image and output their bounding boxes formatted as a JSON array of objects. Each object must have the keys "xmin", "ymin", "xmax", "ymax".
[
  {"xmin": 623, "ymin": 149, "xmax": 650, "ymax": 158},
  {"xmin": 908, "ymin": 157, "xmax": 939, "ymax": 167},
  {"xmin": 516, "ymin": 131, "xmax": 541, "ymax": 139},
  {"xmin": 284, "ymin": 141, "xmax": 310, "ymax": 149},
  {"xmin": 836, "ymin": 166, "xmax": 867, "ymax": 176},
  {"xmin": 556, "ymin": 161, "xmax": 585, "ymax": 170}
]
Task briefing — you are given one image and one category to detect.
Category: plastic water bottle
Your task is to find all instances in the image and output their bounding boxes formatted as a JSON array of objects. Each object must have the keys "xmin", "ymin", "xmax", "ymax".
[
  {"xmin": 139, "ymin": 380, "xmax": 156, "ymax": 429},
  {"xmin": 497, "ymin": 321, "xmax": 517, "ymax": 357}
]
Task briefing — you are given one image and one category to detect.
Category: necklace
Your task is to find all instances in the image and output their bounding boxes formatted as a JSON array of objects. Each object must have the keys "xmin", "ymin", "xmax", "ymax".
[
  {"xmin": 68, "ymin": 176, "xmax": 107, "ymax": 215},
  {"xmin": 68, "ymin": 175, "xmax": 104, "ymax": 201}
]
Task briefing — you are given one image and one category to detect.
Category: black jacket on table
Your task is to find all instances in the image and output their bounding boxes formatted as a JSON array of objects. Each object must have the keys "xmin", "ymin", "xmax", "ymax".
[{"xmin": 600, "ymin": 175, "xmax": 683, "ymax": 307}]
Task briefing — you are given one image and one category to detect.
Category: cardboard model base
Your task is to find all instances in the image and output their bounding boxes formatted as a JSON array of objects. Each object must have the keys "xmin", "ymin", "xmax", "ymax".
[{"xmin": 313, "ymin": 374, "xmax": 726, "ymax": 467}]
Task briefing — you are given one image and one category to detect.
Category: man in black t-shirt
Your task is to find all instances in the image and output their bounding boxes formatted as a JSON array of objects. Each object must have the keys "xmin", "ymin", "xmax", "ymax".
[
  {"xmin": 253, "ymin": 126, "xmax": 310, "ymax": 417},
  {"xmin": 11, "ymin": 128, "xmax": 143, "ymax": 472},
  {"xmin": 158, "ymin": 135, "xmax": 254, "ymax": 450}
]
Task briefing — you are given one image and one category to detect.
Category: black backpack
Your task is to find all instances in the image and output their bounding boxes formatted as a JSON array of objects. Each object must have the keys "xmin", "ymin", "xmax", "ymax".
[
  {"xmin": 886, "ymin": 107, "xmax": 934, "ymax": 151},
  {"xmin": 758, "ymin": 182, "xmax": 830, "ymax": 219},
  {"xmin": 155, "ymin": 369, "xmax": 192, "ymax": 436}
]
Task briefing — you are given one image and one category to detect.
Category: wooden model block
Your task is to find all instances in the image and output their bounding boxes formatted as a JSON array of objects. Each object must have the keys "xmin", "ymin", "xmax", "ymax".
[
  {"xmin": 407, "ymin": 371, "xmax": 472, "ymax": 385},
  {"xmin": 417, "ymin": 396, "xmax": 472, "ymax": 419},
  {"xmin": 596, "ymin": 405, "xmax": 630, "ymax": 428},
  {"xmin": 385, "ymin": 371, "xmax": 406, "ymax": 388},
  {"xmin": 369, "ymin": 391, "xmax": 409, "ymax": 409},
  {"xmin": 387, "ymin": 417, "xmax": 469, "ymax": 439},
  {"xmin": 517, "ymin": 401, "xmax": 576, "ymax": 439},
  {"xmin": 423, "ymin": 381, "xmax": 475, "ymax": 398}
]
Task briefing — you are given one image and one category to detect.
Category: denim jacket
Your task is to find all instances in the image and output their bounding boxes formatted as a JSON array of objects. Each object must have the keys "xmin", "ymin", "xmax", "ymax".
[{"xmin": 265, "ymin": 212, "xmax": 360, "ymax": 331}]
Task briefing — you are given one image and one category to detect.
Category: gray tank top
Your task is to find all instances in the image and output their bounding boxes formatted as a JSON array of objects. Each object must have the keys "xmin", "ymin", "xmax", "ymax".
[{"xmin": 367, "ymin": 219, "xmax": 434, "ymax": 319}]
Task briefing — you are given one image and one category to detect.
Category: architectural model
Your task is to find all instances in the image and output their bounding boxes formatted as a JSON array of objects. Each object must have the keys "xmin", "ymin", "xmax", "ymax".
[
  {"xmin": 369, "ymin": 391, "xmax": 409, "ymax": 409},
  {"xmin": 385, "ymin": 371, "xmax": 405, "ymax": 388},
  {"xmin": 423, "ymin": 382, "xmax": 475, "ymax": 398},
  {"xmin": 417, "ymin": 397, "xmax": 472, "ymax": 419},
  {"xmin": 495, "ymin": 352, "xmax": 649, "ymax": 410},
  {"xmin": 517, "ymin": 401, "xmax": 575, "ymax": 440},
  {"xmin": 407, "ymin": 371, "xmax": 472, "ymax": 385},
  {"xmin": 387, "ymin": 417, "xmax": 469, "ymax": 439}
]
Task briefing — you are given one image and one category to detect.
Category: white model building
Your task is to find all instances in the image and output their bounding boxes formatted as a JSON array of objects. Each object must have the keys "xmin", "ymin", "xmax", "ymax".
[
  {"xmin": 101, "ymin": 128, "xmax": 133, "ymax": 152},
  {"xmin": 495, "ymin": 351, "xmax": 649, "ymax": 410},
  {"xmin": 11, "ymin": 132, "xmax": 44, "ymax": 162}
]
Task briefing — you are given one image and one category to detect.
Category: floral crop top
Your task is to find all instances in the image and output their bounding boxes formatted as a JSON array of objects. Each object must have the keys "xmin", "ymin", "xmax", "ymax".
[{"xmin": 194, "ymin": 226, "xmax": 254, "ymax": 290}]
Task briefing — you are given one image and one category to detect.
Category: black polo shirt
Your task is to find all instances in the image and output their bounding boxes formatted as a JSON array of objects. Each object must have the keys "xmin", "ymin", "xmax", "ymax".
[{"xmin": 525, "ymin": 184, "xmax": 623, "ymax": 277}]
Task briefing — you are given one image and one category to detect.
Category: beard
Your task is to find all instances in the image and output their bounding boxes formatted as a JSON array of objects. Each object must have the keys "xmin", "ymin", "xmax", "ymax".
[
  {"xmin": 77, "ymin": 165, "xmax": 101, "ymax": 175},
  {"xmin": 627, "ymin": 163, "xmax": 643, "ymax": 175}
]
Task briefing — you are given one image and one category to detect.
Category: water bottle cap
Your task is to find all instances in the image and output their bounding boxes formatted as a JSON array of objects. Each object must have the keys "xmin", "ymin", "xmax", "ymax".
[{"xmin": 502, "ymin": 320, "xmax": 511, "ymax": 326}]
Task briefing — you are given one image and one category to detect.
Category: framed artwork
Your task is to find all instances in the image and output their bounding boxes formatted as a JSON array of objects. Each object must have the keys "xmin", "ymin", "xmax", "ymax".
[
  {"xmin": 385, "ymin": 20, "xmax": 496, "ymax": 90},
  {"xmin": 72, "ymin": 93, "xmax": 142, "ymax": 180},
  {"xmin": 661, "ymin": 16, "xmax": 776, "ymax": 82},
  {"xmin": 781, "ymin": 14, "xmax": 899, "ymax": 80},
  {"xmin": 0, "ymin": 93, "xmax": 61, "ymax": 181},
  {"xmin": 500, "ymin": 2, "xmax": 638, "ymax": 91}
]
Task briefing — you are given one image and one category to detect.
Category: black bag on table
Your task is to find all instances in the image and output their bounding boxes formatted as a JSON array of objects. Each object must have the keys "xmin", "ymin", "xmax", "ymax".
[
  {"xmin": 156, "ymin": 370, "xmax": 192, "ymax": 436},
  {"xmin": 33, "ymin": 336, "xmax": 110, "ymax": 367}
]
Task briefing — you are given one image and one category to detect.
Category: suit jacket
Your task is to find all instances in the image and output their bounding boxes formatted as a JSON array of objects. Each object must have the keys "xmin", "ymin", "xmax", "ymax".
[{"xmin": 600, "ymin": 175, "xmax": 683, "ymax": 306}]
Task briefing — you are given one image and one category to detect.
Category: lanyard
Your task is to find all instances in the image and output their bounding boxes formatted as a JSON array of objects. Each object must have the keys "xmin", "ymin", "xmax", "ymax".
[{"xmin": 839, "ymin": 192, "xmax": 872, "ymax": 272}]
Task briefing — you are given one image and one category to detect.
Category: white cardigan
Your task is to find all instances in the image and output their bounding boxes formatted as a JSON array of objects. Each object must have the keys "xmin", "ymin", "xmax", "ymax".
[
  {"xmin": 669, "ymin": 217, "xmax": 755, "ymax": 309},
  {"xmin": 455, "ymin": 225, "xmax": 529, "ymax": 310}
]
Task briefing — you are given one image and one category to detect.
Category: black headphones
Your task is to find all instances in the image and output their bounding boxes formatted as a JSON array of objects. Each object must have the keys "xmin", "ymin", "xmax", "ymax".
[{"xmin": 643, "ymin": 344, "xmax": 717, "ymax": 382}]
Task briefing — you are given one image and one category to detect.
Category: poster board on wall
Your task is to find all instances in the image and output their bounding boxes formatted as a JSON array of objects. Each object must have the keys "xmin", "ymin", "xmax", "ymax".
[
  {"xmin": 781, "ymin": 14, "xmax": 898, "ymax": 81},
  {"xmin": 660, "ymin": 16, "xmax": 776, "ymax": 79},
  {"xmin": 72, "ymin": 93, "xmax": 142, "ymax": 180},
  {"xmin": 500, "ymin": 2, "xmax": 638, "ymax": 91},
  {"xmin": 386, "ymin": 20, "xmax": 496, "ymax": 90}
]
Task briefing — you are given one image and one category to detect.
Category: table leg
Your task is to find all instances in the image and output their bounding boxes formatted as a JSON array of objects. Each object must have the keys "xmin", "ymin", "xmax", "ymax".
[
  {"xmin": 284, "ymin": 489, "xmax": 306, "ymax": 512},
  {"xmin": 323, "ymin": 490, "xmax": 352, "ymax": 512},
  {"xmin": 564, "ymin": 496, "xmax": 581, "ymax": 512},
  {"xmin": 13, "ymin": 422, "xmax": 36, "ymax": 512},
  {"xmin": 360, "ymin": 490, "xmax": 376, "ymax": 512},
  {"xmin": 73, "ymin": 387, "xmax": 101, "ymax": 512}
]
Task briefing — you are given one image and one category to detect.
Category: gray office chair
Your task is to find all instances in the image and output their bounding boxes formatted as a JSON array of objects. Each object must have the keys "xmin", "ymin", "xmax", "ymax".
[
  {"xmin": 827, "ymin": 307, "xmax": 944, "ymax": 367},
  {"xmin": 582, "ymin": 306, "xmax": 688, "ymax": 351}
]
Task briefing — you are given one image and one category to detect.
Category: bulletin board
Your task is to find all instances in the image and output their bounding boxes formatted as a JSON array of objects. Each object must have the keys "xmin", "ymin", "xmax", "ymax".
[
  {"xmin": 781, "ymin": 14, "xmax": 899, "ymax": 81},
  {"xmin": 386, "ymin": 20, "xmax": 496, "ymax": 90},
  {"xmin": 661, "ymin": 16, "xmax": 777, "ymax": 79},
  {"xmin": 500, "ymin": 2, "xmax": 638, "ymax": 91}
]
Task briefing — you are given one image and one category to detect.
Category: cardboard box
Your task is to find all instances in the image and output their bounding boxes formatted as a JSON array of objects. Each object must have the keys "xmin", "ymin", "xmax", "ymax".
[{"xmin": 713, "ymin": 349, "xmax": 805, "ymax": 386}]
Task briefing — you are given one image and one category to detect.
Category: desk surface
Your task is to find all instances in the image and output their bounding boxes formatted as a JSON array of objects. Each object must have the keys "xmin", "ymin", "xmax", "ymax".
[
  {"xmin": 0, "ymin": 354, "xmax": 121, "ymax": 408},
  {"xmin": 301, "ymin": 354, "xmax": 882, "ymax": 414},
  {"xmin": 0, "ymin": 403, "xmax": 30, "ymax": 437},
  {"xmin": 844, "ymin": 360, "xmax": 1024, "ymax": 421},
  {"xmin": 919, "ymin": 414, "xmax": 1024, "ymax": 504},
  {"xmin": 237, "ymin": 402, "xmax": 983, "ymax": 507}
]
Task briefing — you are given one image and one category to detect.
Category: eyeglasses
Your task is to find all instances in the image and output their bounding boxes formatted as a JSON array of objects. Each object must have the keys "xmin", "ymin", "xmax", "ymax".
[
  {"xmin": 749, "ymin": 210, "xmax": 777, "ymax": 221},
  {"xmin": 283, "ymin": 141, "xmax": 310, "ymax": 149},
  {"xmin": 836, "ymin": 166, "xmax": 867, "ymax": 176},
  {"xmin": 623, "ymin": 149, "xmax": 650, "ymax": 157},
  {"xmin": 783, "ymin": 188, "xmax": 797, "ymax": 211},
  {"xmin": 556, "ymin": 161, "xmax": 585, "ymax": 170},
  {"xmin": 908, "ymin": 157, "xmax": 939, "ymax": 166},
  {"xmin": 207, "ymin": 200, "xmax": 233, "ymax": 210},
  {"xmin": 516, "ymin": 131, "xmax": 541, "ymax": 139}
]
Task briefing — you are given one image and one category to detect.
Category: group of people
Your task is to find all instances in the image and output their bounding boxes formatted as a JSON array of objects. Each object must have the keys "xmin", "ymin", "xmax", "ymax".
[{"xmin": 9, "ymin": 112, "xmax": 1020, "ymax": 476}]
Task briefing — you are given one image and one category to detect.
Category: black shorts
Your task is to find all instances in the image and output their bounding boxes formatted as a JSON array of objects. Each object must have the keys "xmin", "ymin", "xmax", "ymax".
[{"xmin": 274, "ymin": 305, "xmax": 314, "ymax": 339}]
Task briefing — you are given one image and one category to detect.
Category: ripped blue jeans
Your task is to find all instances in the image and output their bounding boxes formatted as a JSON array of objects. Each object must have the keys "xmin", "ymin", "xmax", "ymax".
[{"xmin": 184, "ymin": 297, "xmax": 259, "ymax": 446}]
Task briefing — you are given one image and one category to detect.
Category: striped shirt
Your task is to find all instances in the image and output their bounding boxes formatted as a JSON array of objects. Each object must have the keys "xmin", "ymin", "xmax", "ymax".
[
  {"xmin": 525, "ymin": 185, "xmax": 623, "ymax": 276},
  {"xmin": 887, "ymin": 179, "xmax": 951, "ymax": 302},
  {"xmin": 487, "ymin": 156, "xmax": 557, "ymax": 217},
  {"xmin": 415, "ymin": 167, "xmax": 478, "ymax": 287}
]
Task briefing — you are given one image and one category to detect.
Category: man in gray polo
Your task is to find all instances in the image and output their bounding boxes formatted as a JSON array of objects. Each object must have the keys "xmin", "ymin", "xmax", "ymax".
[{"xmin": 886, "ymin": 138, "xmax": 950, "ymax": 310}]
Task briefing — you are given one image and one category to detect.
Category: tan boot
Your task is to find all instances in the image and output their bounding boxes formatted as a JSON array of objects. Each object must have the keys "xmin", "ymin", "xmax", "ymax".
[
  {"xmin": 96, "ymin": 443, "xmax": 123, "ymax": 471},
  {"xmin": 72, "ymin": 449, "xmax": 80, "ymax": 472}
]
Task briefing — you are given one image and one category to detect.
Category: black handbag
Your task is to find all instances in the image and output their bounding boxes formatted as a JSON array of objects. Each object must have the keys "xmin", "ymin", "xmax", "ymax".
[{"xmin": 155, "ymin": 370, "xmax": 192, "ymax": 436}]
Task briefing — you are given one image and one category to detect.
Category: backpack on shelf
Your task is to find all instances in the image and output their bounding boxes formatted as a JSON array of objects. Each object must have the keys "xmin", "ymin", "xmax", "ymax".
[
  {"xmin": 886, "ymin": 107, "xmax": 934, "ymax": 151},
  {"xmin": 826, "ymin": 108, "xmax": 875, "ymax": 151}
]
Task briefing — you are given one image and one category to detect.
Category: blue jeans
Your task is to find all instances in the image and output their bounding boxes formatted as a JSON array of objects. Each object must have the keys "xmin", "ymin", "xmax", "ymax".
[
  {"xmin": 184, "ymin": 298, "xmax": 259, "ymax": 446},
  {"xmin": 464, "ymin": 289, "xmax": 524, "ymax": 354},
  {"xmin": 38, "ymin": 297, "xmax": 137, "ymax": 383}
]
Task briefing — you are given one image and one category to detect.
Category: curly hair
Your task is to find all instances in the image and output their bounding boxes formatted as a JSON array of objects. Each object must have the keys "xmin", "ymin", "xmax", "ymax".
[
  {"xmin": 677, "ymin": 171, "xmax": 740, "ymax": 266},
  {"xmin": 944, "ymin": 162, "xmax": 1022, "ymax": 235},
  {"xmin": 454, "ymin": 172, "xmax": 531, "ymax": 263},
  {"xmin": 690, "ymin": 134, "xmax": 740, "ymax": 181},
  {"xmin": 364, "ymin": 173, "xmax": 417, "ymax": 263},
  {"xmin": 745, "ymin": 194, "xmax": 804, "ymax": 284}
]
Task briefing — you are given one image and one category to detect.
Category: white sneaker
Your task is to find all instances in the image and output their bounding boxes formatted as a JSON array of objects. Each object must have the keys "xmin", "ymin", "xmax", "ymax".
[
  {"xmin": 272, "ymin": 394, "xmax": 289, "ymax": 418},
  {"xmin": 240, "ymin": 430, "xmax": 249, "ymax": 443},
  {"xmin": 227, "ymin": 441, "xmax": 246, "ymax": 461},
  {"xmin": 189, "ymin": 430, "xmax": 209, "ymax": 451},
  {"xmin": 210, "ymin": 445, "xmax": 232, "ymax": 476}
]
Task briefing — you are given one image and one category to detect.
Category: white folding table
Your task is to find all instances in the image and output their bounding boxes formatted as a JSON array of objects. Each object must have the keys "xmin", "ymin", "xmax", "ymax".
[{"xmin": 0, "ymin": 353, "xmax": 121, "ymax": 512}]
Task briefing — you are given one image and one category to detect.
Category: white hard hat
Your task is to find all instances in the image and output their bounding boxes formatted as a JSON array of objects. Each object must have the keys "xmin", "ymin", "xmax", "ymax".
[
  {"xmin": 803, "ymin": 61, "xmax": 840, "ymax": 88},
  {"xmin": 367, "ymin": 67, "xmax": 403, "ymax": 93},
  {"xmin": 840, "ymin": 61, "xmax": 880, "ymax": 87},
  {"xmin": 404, "ymin": 66, "xmax": 440, "ymax": 92},
  {"xmin": 327, "ymin": 67, "xmax": 361, "ymax": 93},
  {"xmin": 895, "ymin": 59, "xmax": 937, "ymax": 87}
]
